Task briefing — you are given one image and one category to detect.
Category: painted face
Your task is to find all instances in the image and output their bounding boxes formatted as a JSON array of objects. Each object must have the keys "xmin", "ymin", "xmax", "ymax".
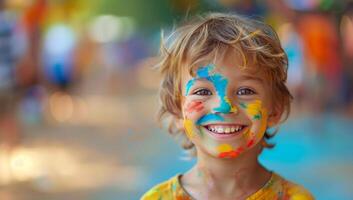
[{"xmin": 181, "ymin": 59, "xmax": 275, "ymax": 159}]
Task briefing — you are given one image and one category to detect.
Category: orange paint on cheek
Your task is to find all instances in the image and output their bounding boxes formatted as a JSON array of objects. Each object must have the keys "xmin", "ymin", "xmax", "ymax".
[
  {"xmin": 185, "ymin": 101, "xmax": 204, "ymax": 113},
  {"xmin": 217, "ymin": 144, "xmax": 244, "ymax": 158},
  {"xmin": 218, "ymin": 147, "xmax": 244, "ymax": 158},
  {"xmin": 176, "ymin": 195, "xmax": 192, "ymax": 200},
  {"xmin": 244, "ymin": 130, "xmax": 256, "ymax": 147},
  {"xmin": 247, "ymin": 138, "xmax": 255, "ymax": 148}
]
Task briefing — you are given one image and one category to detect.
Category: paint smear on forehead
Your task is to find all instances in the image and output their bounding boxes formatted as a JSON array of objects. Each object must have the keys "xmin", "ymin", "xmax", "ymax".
[{"xmin": 185, "ymin": 64, "xmax": 216, "ymax": 95}]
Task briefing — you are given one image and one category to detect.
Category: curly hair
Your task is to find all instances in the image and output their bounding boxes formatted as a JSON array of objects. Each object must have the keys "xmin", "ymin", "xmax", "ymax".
[{"xmin": 156, "ymin": 12, "xmax": 293, "ymax": 153}]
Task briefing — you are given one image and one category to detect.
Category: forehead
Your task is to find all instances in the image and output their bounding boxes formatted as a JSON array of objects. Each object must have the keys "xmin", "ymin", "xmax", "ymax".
[{"xmin": 182, "ymin": 49, "xmax": 264, "ymax": 82}]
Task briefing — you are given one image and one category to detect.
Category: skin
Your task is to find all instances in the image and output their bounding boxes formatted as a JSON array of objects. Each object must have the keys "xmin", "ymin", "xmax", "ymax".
[{"xmin": 178, "ymin": 49, "xmax": 282, "ymax": 199}]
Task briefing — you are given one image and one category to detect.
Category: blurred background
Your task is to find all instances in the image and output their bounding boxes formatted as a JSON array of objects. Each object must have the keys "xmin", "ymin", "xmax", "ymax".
[{"xmin": 0, "ymin": 0, "xmax": 352, "ymax": 199}]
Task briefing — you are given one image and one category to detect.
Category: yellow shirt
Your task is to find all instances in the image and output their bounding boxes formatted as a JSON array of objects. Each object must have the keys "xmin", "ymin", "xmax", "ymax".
[{"xmin": 141, "ymin": 173, "xmax": 314, "ymax": 200}]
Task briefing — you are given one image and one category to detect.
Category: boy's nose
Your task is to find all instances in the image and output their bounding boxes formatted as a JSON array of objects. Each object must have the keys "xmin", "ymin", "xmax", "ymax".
[{"xmin": 213, "ymin": 96, "xmax": 238, "ymax": 114}]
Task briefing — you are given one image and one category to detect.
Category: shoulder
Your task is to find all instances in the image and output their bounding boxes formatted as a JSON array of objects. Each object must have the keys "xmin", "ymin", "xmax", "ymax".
[
  {"xmin": 274, "ymin": 173, "xmax": 315, "ymax": 200},
  {"xmin": 140, "ymin": 175, "xmax": 181, "ymax": 200}
]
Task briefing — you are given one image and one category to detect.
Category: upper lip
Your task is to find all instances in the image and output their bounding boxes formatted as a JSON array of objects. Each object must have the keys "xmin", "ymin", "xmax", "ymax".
[
  {"xmin": 202, "ymin": 123, "xmax": 248, "ymax": 134},
  {"xmin": 202, "ymin": 123, "xmax": 248, "ymax": 126},
  {"xmin": 202, "ymin": 124, "xmax": 249, "ymax": 132}
]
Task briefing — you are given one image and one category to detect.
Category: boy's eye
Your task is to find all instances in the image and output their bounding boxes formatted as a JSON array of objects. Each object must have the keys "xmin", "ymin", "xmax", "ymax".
[
  {"xmin": 194, "ymin": 89, "xmax": 212, "ymax": 96},
  {"xmin": 237, "ymin": 88, "xmax": 255, "ymax": 95}
]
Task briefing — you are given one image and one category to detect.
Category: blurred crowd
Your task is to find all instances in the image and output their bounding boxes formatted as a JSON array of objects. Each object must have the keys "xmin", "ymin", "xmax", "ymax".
[{"xmin": 0, "ymin": 0, "xmax": 352, "ymax": 198}]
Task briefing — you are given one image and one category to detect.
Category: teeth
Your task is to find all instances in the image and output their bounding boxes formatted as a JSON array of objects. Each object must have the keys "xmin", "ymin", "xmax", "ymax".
[
  {"xmin": 217, "ymin": 127, "xmax": 224, "ymax": 133},
  {"xmin": 225, "ymin": 128, "xmax": 230, "ymax": 134},
  {"xmin": 206, "ymin": 125, "xmax": 244, "ymax": 134}
]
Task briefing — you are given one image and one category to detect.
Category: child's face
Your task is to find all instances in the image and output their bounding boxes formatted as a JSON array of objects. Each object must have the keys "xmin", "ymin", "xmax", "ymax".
[{"xmin": 181, "ymin": 54, "xmax": 280, "ymax": 159}]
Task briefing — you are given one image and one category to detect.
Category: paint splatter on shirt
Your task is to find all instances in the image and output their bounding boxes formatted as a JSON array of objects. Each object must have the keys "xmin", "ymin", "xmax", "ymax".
[{"xmin": 141, "ymin": 173, "xmax": 314, "ymax": 200}]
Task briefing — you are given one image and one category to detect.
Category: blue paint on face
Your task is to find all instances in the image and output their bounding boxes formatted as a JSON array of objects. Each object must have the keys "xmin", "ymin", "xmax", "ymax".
[
  {"xmin": 185, "ymin": 64, "xmax": 233, "ymax": 113},
  {"xmin": 185, "ymin": 80, "xmax": 195, "ymax": 96},
  {"xmin": 196, "ymin": 64, "xmax": 215, "ymax": 77},
  {"xmin": 210, "ymin": 74, "xmax": 232, "ymax": 113},
  {"xmin": 196, "ymin": 113, "xmax": 225, "ymax": 125},
  {"xmin": 185, "ymin": 64, "xmax": 215, "ymax": 95}
]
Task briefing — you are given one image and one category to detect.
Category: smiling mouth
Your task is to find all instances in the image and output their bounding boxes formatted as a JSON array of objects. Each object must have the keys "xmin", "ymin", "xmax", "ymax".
[{"xmin": 204, "ymin": 124, "xmax": 248, "ymax": 134}]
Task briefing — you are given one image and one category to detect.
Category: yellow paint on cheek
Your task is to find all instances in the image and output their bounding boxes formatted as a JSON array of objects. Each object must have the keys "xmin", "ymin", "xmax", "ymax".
[
  {"xmin": 246, "ymin": 100, "xmax": 262, "ymax": 119},
  {"xmin": 224, "ymin": 96, "xmax": 238, "ymax": 113},
  {"xmin": 217, "ymin": 143, "xmax": 233, "ymax": 153},
  {"xmin": 183, "ymin": 119, "xmax": 194, "ymax": 139},
  {"xmin": 243, "ymin": 128, "xmax": 252, "ymax": 139},
  {"xmin": 258, "ymin": 108, "xmax": 268, "ymax": 134},
  {"xmin": 242, "ymin": 100, "xmax": 269, "ymax": 143}
]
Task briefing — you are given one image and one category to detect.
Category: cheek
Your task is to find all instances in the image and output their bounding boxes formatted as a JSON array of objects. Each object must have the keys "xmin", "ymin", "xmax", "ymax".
[
  {"xmin": 183, "ymin": 119, "xmax": 195, "ymax": 139},
  {"xmin": 243, "ymin": 100, "xmax": 262, "ymax": 119},
  {"xmin": 239, "ymin": 100, "xmax": 269, "ymax": 147},
  {"xmin": 183, "ymin": 99, "xmax": 206, "ymax": 119},
  {"xmin": 182, "ymin": 100, "xmax": 208, "ymax": 139},
  {"xmin": 186, "ymin": 100, "xmax": 204, "ymax": 113},
  {"xmin": 240, "ymin": 100, "xmax": 265, "ymax": 121}
]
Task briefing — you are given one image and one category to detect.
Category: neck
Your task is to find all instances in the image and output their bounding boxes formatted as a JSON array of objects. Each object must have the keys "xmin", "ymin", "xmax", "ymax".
[{"xmin": 183, "ymin": 143, "xmax": 271, "ymax": 199}]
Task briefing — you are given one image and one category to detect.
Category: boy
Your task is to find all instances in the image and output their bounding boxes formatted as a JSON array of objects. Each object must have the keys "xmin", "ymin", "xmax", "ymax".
[{"xmin": 142, "ymin": 13, "xmax": 314, "ymax": 200}]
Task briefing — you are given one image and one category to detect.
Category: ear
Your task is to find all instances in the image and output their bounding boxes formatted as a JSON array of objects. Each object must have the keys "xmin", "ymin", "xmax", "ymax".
[{"xmin": 267, "ymin": 104, "xmax": 283, "ymax": 128}]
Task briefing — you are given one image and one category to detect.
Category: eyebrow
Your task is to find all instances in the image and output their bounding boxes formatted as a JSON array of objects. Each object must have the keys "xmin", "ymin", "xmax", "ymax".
[
  {"xmin": 185, "ymin": 77, "xmax": 209, "ymax": 95},
  {"xmin": 191, "ymin": 75, "xmax": 263, "ymax": 84},
  {"xmin": 192, "ymin": 77, "xmax": 211, "ymax": 82},
  {"xmin": 237, "ymin": 75, "xmax": 263, "ymax": 83}
]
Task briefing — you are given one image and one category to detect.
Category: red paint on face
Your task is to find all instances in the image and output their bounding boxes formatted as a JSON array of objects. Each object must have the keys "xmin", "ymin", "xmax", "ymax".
[
  {"xmin": 247, "ymin": 138, "xmax": 255, "ymax": 148},
  {"xmin": 218, "ymin": 147, "xmax": 244, "ymax": 158},
  {"xmin": 176, "ymin": 195, "xmax": 192, "ymax": 200},
  {"xmin": 185, "ymin": 101, "xmax": 204, "ymax": 113},
  {"xmin": 219, "ymin": 151, "xmax": 238, "ymax": 158}
]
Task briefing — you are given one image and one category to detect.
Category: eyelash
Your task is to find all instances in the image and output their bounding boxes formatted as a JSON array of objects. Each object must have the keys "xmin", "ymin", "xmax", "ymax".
[
  {"xmin": 237, "ymin": 88, "xmax": 256, "ymax": 95},
  {"xmin": 192, "ymin": 88, "xmax": 255, "ymax": 96},
  {"xmin": 193, "ymin": 88, "xmax": 212, "ymax": 96}
]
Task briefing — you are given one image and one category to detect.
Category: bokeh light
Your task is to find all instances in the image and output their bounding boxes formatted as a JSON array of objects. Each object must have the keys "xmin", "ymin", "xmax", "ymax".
[{"xmin": 0, "ymin": 0, "xmax": 352, "ymax": 199}]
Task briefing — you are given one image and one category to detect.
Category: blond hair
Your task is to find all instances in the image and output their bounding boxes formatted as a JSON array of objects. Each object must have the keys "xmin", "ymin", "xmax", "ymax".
[{"xmin": 156, "ymin": 12, "xmax": 293, "ymax": 152}]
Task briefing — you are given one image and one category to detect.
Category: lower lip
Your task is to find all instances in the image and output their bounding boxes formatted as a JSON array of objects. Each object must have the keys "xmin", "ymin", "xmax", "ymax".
[{"xmin": 202, "ymin": 126, "xmax": 248, "ymax": 140}]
